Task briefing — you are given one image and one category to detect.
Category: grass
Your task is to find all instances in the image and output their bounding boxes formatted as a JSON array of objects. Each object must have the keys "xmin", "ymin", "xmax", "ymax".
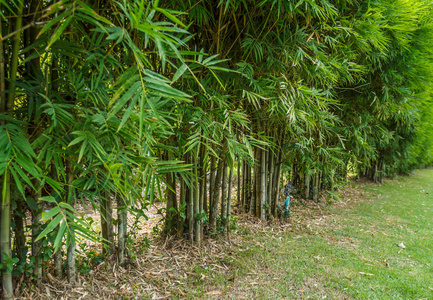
[{"xmin": 171, "ymin": 169, "xmax": 433, "ymax": 299}]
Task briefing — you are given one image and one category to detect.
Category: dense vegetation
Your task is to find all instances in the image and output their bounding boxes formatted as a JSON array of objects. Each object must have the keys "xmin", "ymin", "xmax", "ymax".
[{"xmin": 1, "ymin": 0, "xmax": 433, "ymax": 298}]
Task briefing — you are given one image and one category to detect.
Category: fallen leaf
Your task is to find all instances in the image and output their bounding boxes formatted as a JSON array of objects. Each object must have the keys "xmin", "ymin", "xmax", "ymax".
[
  {"xmin": 206, "ymin": 291, "xmax": 226, "ymax": 295},
  {"xmin": 359, "ymin": 272, "xmax": 374, "ymax": 276},
  {"xmin": 397, "ymin": 242, "xmax": 406, "ymax": 249},
  {"xmin": 47, "ymin": 273, "xmax": 58, "ymax": 283}
]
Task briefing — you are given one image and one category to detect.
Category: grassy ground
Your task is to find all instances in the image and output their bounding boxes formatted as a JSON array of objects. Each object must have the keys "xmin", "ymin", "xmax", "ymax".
[{"xmin": 172, "ymin": 169, "xmax": 433, "ymax": 299}]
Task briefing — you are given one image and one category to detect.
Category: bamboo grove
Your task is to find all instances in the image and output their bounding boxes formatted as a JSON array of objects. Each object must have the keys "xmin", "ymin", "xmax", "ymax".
[{"xmin": 1, "ymin": 0, "xmax": 433, "ymax": 297}]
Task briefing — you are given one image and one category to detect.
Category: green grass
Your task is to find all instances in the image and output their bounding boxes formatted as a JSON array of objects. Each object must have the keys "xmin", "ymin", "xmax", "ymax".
[{"xmin": 171, "ymin": 169, "xmax": 433, "ymax": 299}]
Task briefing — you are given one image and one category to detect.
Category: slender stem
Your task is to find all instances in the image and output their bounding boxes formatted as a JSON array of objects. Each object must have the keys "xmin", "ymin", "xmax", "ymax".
[
  {"xmin": 1, "ymin": 172, "xmax": 13, "ymax": 300},
  {"xmin": 117, "ymin": 195, "xmax": 126, "ymax": 265},
  {"xmin": 260, "ymin": 147, "xmax": 266, "ymax": 221},
  {"xmin": 193, "ymin": 160, "xmax": 200, "ymax": 244},
  {"xmin": 7, "ymin": 0, "xmax": 24, "ymax": 110},
  {"xmin": 66, "ymin": 160, "xmax": 76, "ymax": 284},
  {"xmin": 0, "ymin": 15, "xmax": 6, "ymax": 113},
  {"xmin": 221, "ymin": 160, "xmax": 227, "ymax": 230},
  {"xmin": 226, "ymin": 166, "xmax": 233, "ymax": 233}
]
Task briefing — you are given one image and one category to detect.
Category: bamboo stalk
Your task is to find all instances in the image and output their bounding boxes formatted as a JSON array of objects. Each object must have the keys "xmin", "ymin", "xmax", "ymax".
[
  {"xmin": 199, "ymin": 146, "xmax": 206, "ymax": 239},
  {"xmin": 32, "ymin": 184, "xmax": 42, "ymax": 285},
  {"xmin": 249, "ymin": 160, "xmax": 256, "ymax": 215},
  {"xmin": 226, "ymin": 165, "xmax": 233, "ymax": 233},
  {"xmin": 101, "ymin": 192, "xmax": 114, "ymax": 255},
  {"xmin": 0, "ymin": 14, "xmax": 6, "ymax": 113},
  {"xmin": 273, "ymin": 151, "xmax": 282, "ymax": 217},
  {"xmin": 117, "ymin": 195, "xmax": 126, "ymax": 265},
  {"xmin": 267, "ymin": 151, "xmax": 274, "ymax": 217},
  {"xmin": 7, "ymin": 0, "xmax": 24, "ymax": 110},
  {"xmin": 66, "ymin": 160, "xmax": 76, "ymax": 284},
  {"xmin": 241, "ymin": 160, "xmax": 246, "ymax": 212},
  {"xmin": 193, "ymin": 162, "xmax": 200, "ymax": 245},
  {"xmin": 13, "ymin": 191, "xmax": 25, "ymax": 261},
  {"xmin": 1, "ymin": 2, "xmax": 23, "ymax": 295},
  {"xmin": 165, "ymin": 171, "xmax": 177, "ymax": 232},
  {"xmin": 209, "ymin": 154, "xmax": 225, "ymax": 229},
  {"xmin": 237, "ymin": 156, "xmax": 240, "ymax": 209},
  {"xmin": 305, "ymin": 171, "xmax": 311, "ymax": 200},
  {"xmin": 221, "ymin": 160, "xmax": 228, "ymax": 229},
  {"xmin": 1, "ymin": 172, "xmax": 13, "ymax": 300},
  {"xmin": 260, "ymin": 147, "xmax": 266, "ymax": 221},
  {"xmin": 312, "ymin": 173, "xmax": 318, "ymax": 201},
  {"xmin": 255, "ymin": 148, "xmax": 261, "ymax": 217},
  {"xmin": 178, "ymin": 175, "xmax": 185, "ymax": 238},
  {"xmin": 209, "ymin": 155, "xmax": 216, "ymax": 214},
  {"xmin": 188, "ymin": 171, "xmax": 194, "ymax": 243}
]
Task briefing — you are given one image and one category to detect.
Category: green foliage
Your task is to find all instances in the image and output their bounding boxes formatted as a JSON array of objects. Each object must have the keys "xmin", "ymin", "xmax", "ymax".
[{"xmin": 1, "ymin": 0, "xmax": 433, "ymax": 292}]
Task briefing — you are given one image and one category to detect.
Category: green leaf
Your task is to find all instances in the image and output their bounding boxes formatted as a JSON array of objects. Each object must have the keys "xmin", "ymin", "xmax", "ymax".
[
  {"xmin": 172, "ymin": 64, "xmax": 187, "ymax": 83},
  {"xmin": 39, "ymin": 10, "xmax": 72, "ymax": 37},
  {"xmin": 53, "ymin": 221, "xmax": 67, "ymax": 253},
  {"xmin": 46, "ymin": 15, "xmax": 73, "ymax": 50},
  {"xmin": 154, "ymin": 7, "xmax": 186, "ymax": 27},
  {"xmin": 41, "ymin": 206, "xmax": 61, "ymax": 221},
  {"xmin": 36, "ymin": 214, "xmax": 63, "ymax": 242}
]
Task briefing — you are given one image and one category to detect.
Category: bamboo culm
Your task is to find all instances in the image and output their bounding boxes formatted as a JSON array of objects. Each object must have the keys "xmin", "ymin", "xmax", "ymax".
[
  {"xmin": 117, "ymin": 195, "xmax": 127, "ymax": 265},
  {"xmin": 66, "ymin": 160, "xmax": 76, "ymax": 284},
  {"xmin": 221, "ymin": 160, "xmax": 228, "ymax": 230},
  {"xmin": 209, "ymin": 155, "xmax": 225, "ymax": 229},
  {"xmin": 226, "ymin": 166, "xmax": 233, "ymax": 233}
]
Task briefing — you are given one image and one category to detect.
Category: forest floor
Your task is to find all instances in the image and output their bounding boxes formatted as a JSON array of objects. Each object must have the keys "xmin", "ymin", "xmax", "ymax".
[
  {"xmin": 24, "ymin": 169, "xmax": 433, "ymax": 299},
  {"xmin": 165, "ymin": 169, "xmax": 433, "ymax": 299}
]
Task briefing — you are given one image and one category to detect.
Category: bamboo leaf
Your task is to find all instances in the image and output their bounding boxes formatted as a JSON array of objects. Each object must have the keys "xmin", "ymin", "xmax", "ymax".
[
  {"xmin": 46, "ymin": 15, "xmax": 73, "ymax": 50},
  {"xmin": 36, "ymin": 214, "xmax": 64, "ymax": 241}
]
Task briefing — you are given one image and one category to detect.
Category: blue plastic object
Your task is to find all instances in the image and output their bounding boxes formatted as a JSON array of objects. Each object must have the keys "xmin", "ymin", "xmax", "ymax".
[{"xmin": 284, "ymin": 196, "xmax": 291, "ymax": 219}]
